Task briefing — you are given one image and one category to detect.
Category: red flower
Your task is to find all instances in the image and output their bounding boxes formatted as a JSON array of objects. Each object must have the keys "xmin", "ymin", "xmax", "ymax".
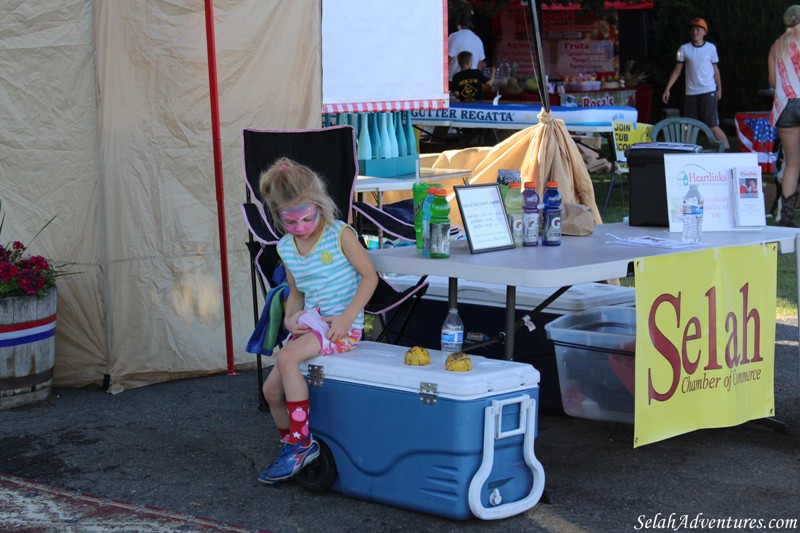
[{"xmin": 0, "ymin": 262, "xmax": 18, "ymax": 282}]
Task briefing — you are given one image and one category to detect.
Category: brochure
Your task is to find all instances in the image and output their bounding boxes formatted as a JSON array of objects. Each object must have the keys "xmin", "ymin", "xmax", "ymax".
[{"xmin": 731, "ymin": 166, "xmax": 766, "ymax": 227}]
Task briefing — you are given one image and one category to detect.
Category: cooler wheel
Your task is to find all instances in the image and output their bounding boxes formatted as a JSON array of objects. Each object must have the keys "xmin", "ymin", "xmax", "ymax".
[{"xmin": 297, "ymin": 438, "xmax": 337, "ymax": 492}]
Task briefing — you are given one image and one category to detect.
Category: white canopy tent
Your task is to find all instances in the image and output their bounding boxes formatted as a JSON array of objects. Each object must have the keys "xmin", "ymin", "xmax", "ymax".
[{"xmin": 0, "ymin": 0, "xmax": 445, "ymax": 392}]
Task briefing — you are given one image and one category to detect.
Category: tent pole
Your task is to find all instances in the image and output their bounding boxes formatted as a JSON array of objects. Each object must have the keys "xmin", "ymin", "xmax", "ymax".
[
  {"xmin": 204, "ymin": 0, "xmax": 236, "ymax": 375},
  {"xmin": 528, "ymin": 1, "xmax": 550, "ymax": 114}
]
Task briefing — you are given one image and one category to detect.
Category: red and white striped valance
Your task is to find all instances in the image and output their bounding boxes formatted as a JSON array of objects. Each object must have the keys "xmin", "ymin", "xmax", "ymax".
[{"xmin": 322, "ymin": 98, "xmax": 449, "ymax": 115}]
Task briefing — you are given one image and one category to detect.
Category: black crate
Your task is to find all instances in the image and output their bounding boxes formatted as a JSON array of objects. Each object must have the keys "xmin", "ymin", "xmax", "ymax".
[{"xmin": 626, "ymin": 142, "xmax": 702, "ymax": 226}]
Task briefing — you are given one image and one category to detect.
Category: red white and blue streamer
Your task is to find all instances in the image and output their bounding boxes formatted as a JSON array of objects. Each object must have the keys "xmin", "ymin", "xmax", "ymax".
[{"xmin": 0, "ymin": 315, "xmax": 57, "ymax": 348}]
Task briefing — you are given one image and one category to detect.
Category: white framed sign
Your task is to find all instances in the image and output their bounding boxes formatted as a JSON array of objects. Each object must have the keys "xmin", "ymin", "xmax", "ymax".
[{"xmin": 454, "ymin": 184, "xmax": 515, "ymax": 254}]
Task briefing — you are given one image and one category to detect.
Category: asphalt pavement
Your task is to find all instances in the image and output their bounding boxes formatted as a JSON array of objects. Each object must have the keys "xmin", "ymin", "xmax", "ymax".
[{"xmin": 1, "ymin": 319, "xmax": 799, "ymax": 532}]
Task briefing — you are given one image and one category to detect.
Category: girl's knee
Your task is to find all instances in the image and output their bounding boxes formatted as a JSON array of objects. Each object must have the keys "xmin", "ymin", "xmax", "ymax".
[
  {"xmin": 263, "ymin": 378, "xmax": 283, "ymax": 406},
  {"xmin": 275, "ymin": 349, "xmax": 301, "ymax": 373}
]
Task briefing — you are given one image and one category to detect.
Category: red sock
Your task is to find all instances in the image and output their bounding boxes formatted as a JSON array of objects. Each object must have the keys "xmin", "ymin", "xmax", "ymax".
[
  {"xmin": 277, "ymin": 427, "xmax": 290, "ymax": 442},
  {"xmin": 285, "ymin": 400, "xmax": 310, "ymax": 445}
]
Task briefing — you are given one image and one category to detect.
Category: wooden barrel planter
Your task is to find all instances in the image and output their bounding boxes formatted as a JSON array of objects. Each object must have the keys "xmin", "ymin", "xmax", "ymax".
[{"xmin": 0, "ymin": 288, "xmax": 57, "ymax": 409}]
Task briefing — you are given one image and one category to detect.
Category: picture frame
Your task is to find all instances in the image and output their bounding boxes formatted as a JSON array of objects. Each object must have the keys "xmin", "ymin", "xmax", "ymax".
[{"xmin": 454, "ymin": 184, "xmax": 515, "ymax": 254}]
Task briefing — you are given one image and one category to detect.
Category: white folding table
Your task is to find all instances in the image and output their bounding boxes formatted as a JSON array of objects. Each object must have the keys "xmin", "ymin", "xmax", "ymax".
[{"xmin": 368, "ymin": 222, "xmax": 800, "ymax": 360}]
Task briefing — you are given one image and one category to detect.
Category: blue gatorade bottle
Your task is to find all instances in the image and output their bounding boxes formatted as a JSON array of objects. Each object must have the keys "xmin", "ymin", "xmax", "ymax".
[{"xmin": 542, "ymin": 181, "xmax": 562, "ymax": 246}]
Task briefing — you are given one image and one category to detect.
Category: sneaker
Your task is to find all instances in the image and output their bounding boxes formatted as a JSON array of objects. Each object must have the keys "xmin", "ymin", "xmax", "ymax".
[{"xmin": 258, "ymin": 436, "xmax": 320, "ymax": 484}]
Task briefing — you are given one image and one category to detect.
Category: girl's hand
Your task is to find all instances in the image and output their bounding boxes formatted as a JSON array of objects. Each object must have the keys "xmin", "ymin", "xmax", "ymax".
[
  {"xmin": 285, "ymin": 310, "xmax": 311, "ymax": 336},
  {"xmin": 323, "ymin": 314, "xmax": 352, "ymax": 343}
]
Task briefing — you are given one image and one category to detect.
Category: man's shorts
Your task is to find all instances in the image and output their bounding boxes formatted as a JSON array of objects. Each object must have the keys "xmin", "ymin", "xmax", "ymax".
[
  {"xmin": 683, "ymin": 91, "xmax": 719, "ymax": 128},
  {"xmin": 775, "ymin": 98, "xmax": 800, "ymax": 128}
]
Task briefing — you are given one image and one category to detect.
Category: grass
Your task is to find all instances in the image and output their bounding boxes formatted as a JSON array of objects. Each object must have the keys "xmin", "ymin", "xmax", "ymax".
[{"xmin": 592, "ymin": 173, "xmax": 798, "ymax": 319}]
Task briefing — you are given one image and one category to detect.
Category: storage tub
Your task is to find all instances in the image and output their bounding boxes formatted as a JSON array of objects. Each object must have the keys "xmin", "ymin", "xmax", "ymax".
[{"xmin": 544, "ymin": 306, "xmax": 636, "ymax": 424}]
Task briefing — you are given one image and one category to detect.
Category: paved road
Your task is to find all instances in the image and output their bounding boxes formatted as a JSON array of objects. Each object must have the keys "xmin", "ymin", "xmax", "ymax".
[{"xmin": 1, "ymin": 320, "xmax": 798, "ymax": 532}]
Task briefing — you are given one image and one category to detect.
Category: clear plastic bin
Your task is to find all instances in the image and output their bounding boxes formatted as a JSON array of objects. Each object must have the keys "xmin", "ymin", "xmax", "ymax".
[{"xmin": 544, "ymin": 306, "xmax": 636, "ymax": 424}]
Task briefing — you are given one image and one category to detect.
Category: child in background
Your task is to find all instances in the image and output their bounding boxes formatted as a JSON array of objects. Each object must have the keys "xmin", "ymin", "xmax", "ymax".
[
  {"xmin": 450, "ymin": 51, "xmax": 495, "ymax": 101},
  {"xmin": 257, "ymin": 157, "xmax": 378, "ymax": 484}
]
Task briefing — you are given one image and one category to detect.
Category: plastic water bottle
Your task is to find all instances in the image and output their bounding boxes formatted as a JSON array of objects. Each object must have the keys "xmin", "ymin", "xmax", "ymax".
[
  {"xmin": 421, "ymin": 185, "xmax": 442, "ymax": 257},
  {"xmin": 504, "ymin": 182, "xmax": 524, "ymax": 246},
  {"xmin": 429, "ymin": 188, "xmax": 451, "ymax": 259},
  {"xmin": 682, "ymin": 184, "xmax": 704, "ymax": 244},
  {"xmin": 441, "ymin": 308, "xmax": 464, "ymax": 355},
  {"xmin": 542, "ymin": 181, "xmax": 562, "ymax": 246},
  {"xmin": 522, "ymin": 181, "xmax": 540, "ymax": 247}
]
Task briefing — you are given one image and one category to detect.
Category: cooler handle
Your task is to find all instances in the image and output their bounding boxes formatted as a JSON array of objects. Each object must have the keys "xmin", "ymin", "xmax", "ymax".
[{"xmin": 468, "ymin": 395, "xmax": 545, "ymax": 520}]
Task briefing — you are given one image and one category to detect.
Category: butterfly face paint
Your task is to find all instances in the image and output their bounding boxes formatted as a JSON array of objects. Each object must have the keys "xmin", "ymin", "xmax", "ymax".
[{"xmin": 280, "ymin": 204, "xmax": 320, "ymax": 238}]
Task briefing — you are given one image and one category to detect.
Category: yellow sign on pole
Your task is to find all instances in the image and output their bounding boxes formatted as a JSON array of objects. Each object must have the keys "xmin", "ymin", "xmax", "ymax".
[
  {"xmin": 633, "ymin": 245, "xmax": 776, "ymax": 447},
  {"xmin": 612, "ymin": 121, "xmax": 652, "ymax": 171}
]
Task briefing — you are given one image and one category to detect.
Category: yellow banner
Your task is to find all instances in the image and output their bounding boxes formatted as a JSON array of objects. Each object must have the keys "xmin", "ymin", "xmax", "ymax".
[{"xmin": 633, "ymin": 245, "xmax": 776, "ymax": 447}]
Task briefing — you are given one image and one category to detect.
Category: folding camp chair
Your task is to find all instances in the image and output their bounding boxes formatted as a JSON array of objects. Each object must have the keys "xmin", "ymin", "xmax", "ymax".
[{"xmin": 240, "ymin": 126, "xmax": 429, "ymax": 409}]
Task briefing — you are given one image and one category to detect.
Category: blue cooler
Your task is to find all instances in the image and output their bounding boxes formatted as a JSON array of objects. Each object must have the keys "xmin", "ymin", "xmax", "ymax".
[{"xmin": 300, "ymin": 341, "xmax": 544, "ymax": 520}]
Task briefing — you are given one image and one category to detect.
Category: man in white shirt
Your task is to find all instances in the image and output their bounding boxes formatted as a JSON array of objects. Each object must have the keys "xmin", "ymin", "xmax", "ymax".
[
  {"xmin": 661, "ymin": 18, "xmax": 730, "ymax": 149},
  {"xmin": 448, "ymin": 15, "xmax": 486, "ymax": 81}
]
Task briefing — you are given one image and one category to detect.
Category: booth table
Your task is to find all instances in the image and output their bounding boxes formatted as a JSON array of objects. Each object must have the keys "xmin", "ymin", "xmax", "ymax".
[
  {"xmin": 355, "ymin": 168, "xmax": 471, "ymax": 199},
  {"xmin": 411, "ymin": 101, "xmax": 638, "ymax": 134},
  {"xmin": 368, "ymin": 223, "xmax": 800, "ymax": 360}
]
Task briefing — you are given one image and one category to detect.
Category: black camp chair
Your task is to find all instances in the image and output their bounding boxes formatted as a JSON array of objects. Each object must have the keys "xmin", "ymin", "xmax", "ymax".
[{"xmin": 240, "ymin": 126, "xmax": 429, "ymax": 409}]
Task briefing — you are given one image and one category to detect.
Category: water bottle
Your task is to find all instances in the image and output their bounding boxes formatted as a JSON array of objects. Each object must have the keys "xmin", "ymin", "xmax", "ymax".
[
  {"xmin": 441, "ymin": 308, "xmax": 464, "ymax": 355},
  {"xmin": 504, "ymin": 182, "xmax": 524, "ymax": 246},
  {"xmin": 522, "ymin": 181, "xmax": 540, "ymax": 247},
  {"xmin": 542, "ymin": 181, "xmax": 562, "ymax": 246},
  {"xmin": 682, "ymin": 184, "xmax": 704, "ymax": 244},
  {"xmin": 429, "ymin": 188, "xmax": 451, "ymax": 259},
  {"xmin": 421, "ymin": 184, "xmax": 442, "ymax": 257}
]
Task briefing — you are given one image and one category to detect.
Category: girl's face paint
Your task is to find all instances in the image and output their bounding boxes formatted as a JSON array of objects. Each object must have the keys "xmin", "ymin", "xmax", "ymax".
[{"xmin": 280, "ymin": 204, "xmax": 320, "ymax": 239}]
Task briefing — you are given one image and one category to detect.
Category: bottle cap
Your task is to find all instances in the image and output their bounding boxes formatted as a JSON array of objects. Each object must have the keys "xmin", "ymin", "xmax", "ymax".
[
  {"xmin": 546, "ymin": 181, "xmax": 559, "ymax": 188},
  {"xmin": 433, "ymin": 188, "xmax": 447, "ymax": 196},
  {"xmin": 524, "ymin": 181, "xmax": 537, "ymax": 189},
  {"xmin": 509, "ymin": 182, "xmax": 521, "ymax": 189}
]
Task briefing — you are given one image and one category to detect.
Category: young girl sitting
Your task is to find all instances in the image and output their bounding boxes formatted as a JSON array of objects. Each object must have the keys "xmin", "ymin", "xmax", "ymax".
[{"xmin": 257, "ymin": 157, "xmax": 378, "ymax": 484}]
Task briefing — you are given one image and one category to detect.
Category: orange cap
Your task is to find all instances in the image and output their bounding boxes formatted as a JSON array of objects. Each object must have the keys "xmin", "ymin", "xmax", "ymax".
[
  {"xmin": 509, "ymin": 182, "xmax": 521, "ymax": 189},
  {"xmin": 433, "ymin": 188, "xmax": 447, "ymax": 196},
  {"xmin": 546, "ymin": 181, "xmax": 559, "ymax": 187},
  {"xmin": 689, "ymin": 18, "xmax": 708, "ymax": 32},
  {"xmin": 524, "ymin": 181, "xmax": 537, "ymax": 188}
]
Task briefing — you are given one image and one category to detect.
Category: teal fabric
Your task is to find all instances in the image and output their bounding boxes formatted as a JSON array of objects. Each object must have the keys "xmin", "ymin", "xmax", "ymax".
[{"xmin": 246, "ymin": 282, "xmax": 289, "ymax": 355}]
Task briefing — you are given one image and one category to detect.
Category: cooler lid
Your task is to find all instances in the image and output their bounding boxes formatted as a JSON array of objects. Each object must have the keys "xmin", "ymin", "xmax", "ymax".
[
  {"xmin": 386, "ymin": 275, "xmax": 634, "ymax": 312},
  {"xmin": 299, "ymin": 341, "xmax": 539, "ymax": 400}
]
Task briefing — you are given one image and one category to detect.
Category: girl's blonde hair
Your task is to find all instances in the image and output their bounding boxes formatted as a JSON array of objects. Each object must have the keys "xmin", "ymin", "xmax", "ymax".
[
  {"xmin": 259, "ymin": 157, "xmax": 339, "ymax": 233},
  {"xmin": 774, "ymin": 23, "xmax": 800, "ymax": 59}
]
